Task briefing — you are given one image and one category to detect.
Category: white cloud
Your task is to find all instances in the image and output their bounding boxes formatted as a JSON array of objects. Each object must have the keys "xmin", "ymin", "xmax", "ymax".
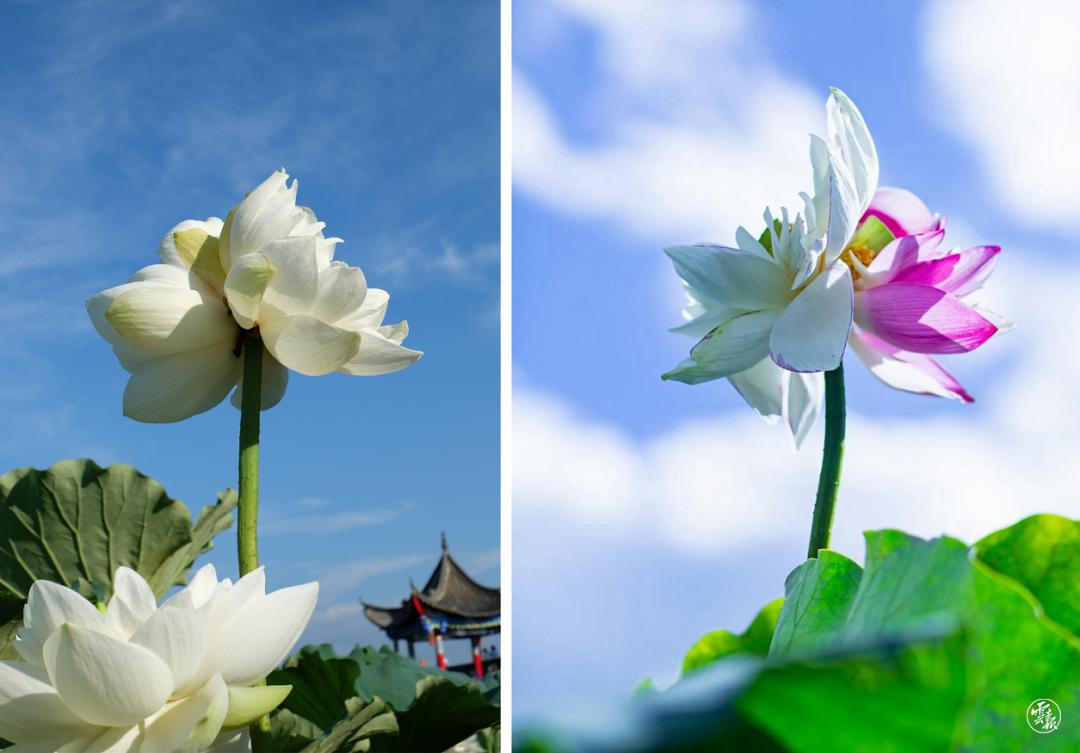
[
  {"xmin": 262, "ymin": 500, "xmax": 413, "ymax": 536},
  {"xmin": 513, "ymin": 0, "xmax": 822, "ymax": 242},
  {"xmin": 514, "ymin": 256, "xmax": 1076, "ymax": 558},
  {"xmin": 923, "ymin": 0, "xmax": 1080, "ymax": 231},
  {"xmin": 375, "ymin": 241, "xmax": 500, "ymax": 287},
  {"xmin": 316, "ymin": 553, "xmax": 429, "ymax": 602}
]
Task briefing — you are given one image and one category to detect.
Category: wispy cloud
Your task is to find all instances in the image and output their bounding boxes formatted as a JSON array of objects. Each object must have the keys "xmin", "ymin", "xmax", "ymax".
[
  {"xmin": 317, "ymin": 553, "xmax": 430, "ymax": 602},
  {"xmin": 467, "ymin": 548, "xmax": 501, "ymax": 575},
  {"xmin": 375, "ymin": 241, "xmax": 500, "ymax": 287},
  {"xmin": 262, "ymin": 500, "xmax": 413, "ymax": 537},
  {"xmin": 923, "ymin": 0, "xmax": 1080, "ymax": 233},
  {"xmin": 514, "ymin": 0, "xmax": 820, "ymax": 243}
]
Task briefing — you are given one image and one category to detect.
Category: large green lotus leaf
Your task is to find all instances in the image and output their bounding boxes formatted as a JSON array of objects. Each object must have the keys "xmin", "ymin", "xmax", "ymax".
[
  {"xmin": 739, "ymin": 630, "xmax": 967, "ymax": 753},
  {"xmin": 0, "ymin": 459, "xmax": 236, "ymax": 602},
  {"xmin": 682, "ymin": 597, "xmax": 783, "ymax": 674},
  {"xmin": 513, "ymin": 628, "xmax": 966, "ymax": 753},
  {"xmin": 269, "ymin": 644, "xmax": 362, "ymax": 731},
  {"xmin": 0, "ymin": 459, "xmax": 236, "ymax": 659},
  {"xmin": 772, "ymin": 530, "xmax": 1080, "ymax": 751},
  {"xmin": 269, "ymin": 645, "xmax": 502, "ymax": 752},
  {"xmin": 298, "ymin": 697, "xmax": 398, "ymax": 753},
  {"xmin": 270, "ymin": 709, "xmax": 325, "ymax": 753},
  {"xmin": 769, "ymin": 550, "xmax": 861, "ymax": 655},
  {"xmin": 349, "ymin": 645, "xmax": 474, "ymax": 711},
  {"xmin": 476, "ymin": 725, "xmax": 501, "ymax": 753},
  {"xmin": 373, "ymin": 675, "xmax": 500, "ymax": 753},
  {"xmin": 975, "ymin": 514, "xmax": 1080, "ymax": 636}
]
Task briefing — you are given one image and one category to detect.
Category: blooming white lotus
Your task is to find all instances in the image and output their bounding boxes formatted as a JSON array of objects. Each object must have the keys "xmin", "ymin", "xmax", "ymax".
[
  {"xmin": 663, "ymin": 89, "xmax": 877, "ymax": 444},
  {"xmin": 0, "ymin": 565, "xmax": 314, "ymax": 752},
  {"xmin": 88, "ymin": 170, "xmax": 422, "ymax": 423}
]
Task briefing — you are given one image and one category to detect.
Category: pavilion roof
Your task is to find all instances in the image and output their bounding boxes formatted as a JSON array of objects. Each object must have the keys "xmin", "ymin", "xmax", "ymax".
[{"xmin": 362, "ymin": 534, "xmax": 500, "ymax": 635}]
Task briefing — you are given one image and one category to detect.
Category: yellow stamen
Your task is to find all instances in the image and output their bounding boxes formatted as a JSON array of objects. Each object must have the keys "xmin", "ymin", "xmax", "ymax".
[{"xmin": 841, "ymin": 243, "xmax": 875, "ymax": 281}]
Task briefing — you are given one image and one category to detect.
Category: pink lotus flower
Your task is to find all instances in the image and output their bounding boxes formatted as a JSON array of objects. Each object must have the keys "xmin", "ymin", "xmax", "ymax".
[{"xmin": 844, "ymin": 188, "xmax": 1004, "ymax": 402}]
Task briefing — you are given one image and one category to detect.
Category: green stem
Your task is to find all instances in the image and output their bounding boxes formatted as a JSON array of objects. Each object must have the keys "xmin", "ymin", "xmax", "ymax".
[
  {"xmin": 806, "ymin": 363, "xmax": 846, "ymax": 559},
  {"xmin": 238, "ymin": 332, "xmax": 263, "ymax": 577},
  {"xmin": 237, "ymin": 333, "xmax": 272, "ymax": 749}
]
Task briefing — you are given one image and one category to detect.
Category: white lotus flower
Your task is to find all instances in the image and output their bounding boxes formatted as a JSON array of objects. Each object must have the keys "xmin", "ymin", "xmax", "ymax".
[
  {"xmin": 0, "ymin": 565, "xmax": 316, "ymax": 752},
  {"xmin": 88, "ymin": 170, "xmax": 422, "ymax": 423},
  {"xmin": 663, "ymin": 89, "xmax": 878, "ymax": 446}
]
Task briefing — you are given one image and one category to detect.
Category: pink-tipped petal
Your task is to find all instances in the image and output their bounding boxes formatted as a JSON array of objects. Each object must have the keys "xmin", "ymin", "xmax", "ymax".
[
  {"xmin": 861, "ymin": 187, "xmax": 940, "ymax": 237},
  {"xmin": 890, "ymin": 245, "xmax": 1000, "ymax": 297},
  {"xmin": 848, "ymin": 328, "xmax": 974, "ymax": 402},
  {"xmin": 854, "ymin": 282, "xmax": 997, "ymax": 354},
  {"xmin": 865, "ymin": 229, "xmax": 947, "ymax": 280}
]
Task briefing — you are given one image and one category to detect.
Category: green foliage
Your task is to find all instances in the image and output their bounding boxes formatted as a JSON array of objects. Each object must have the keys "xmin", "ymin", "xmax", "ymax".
[
  {"xmin": 0, "ymin": 459, "xmax": 236, "ymax": 658},
  {"xmin": 975, "ymin": 514, "xmax": 1080, "ymax": 635},
  {"xmin": 476, "ymin": 725, "xmax": 501, "ymax": 753},
  {"xmin": 768, "ymin": 551, "xmax": 861, "ymax": 655},
  {"xmin": 515, "ymin": 516, "xmax": 1080, "ymax": 753},
  {"xmin": 271, "ymin": 645, "xmax": 363, "ymax": 729},
  {"xmin": 381, "ymin": 675, "xmax": 499, "ymax": 752},
  {"xmin": 269, "ymin": 644, "xmax": 500, "ymax": 753},
  {"xmin": 297, "ymin": 697, "xmax": 398, "ymax": 753},
  {"xmin": 682, "ymin": 597, "xmax": 782, "ymax": 674}
]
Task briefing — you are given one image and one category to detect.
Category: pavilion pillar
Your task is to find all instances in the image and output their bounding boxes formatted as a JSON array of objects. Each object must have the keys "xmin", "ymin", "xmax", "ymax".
[
  {"xmin": 471, "ymin": 636, "xmax": 484, "ymax": 678},
  {"xmin": 435, "ymin": 631, "xmax": 447, "ymax": 670}
]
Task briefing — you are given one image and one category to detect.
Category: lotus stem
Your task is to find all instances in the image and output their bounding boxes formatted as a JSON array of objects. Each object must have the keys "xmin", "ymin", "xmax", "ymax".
[
  {"xmin": 807, "ymin": 363, "xmax": 846, "ymax": 558},
  {"xmin": 237, "ymin": 332, "xmax": 272, "ymax": 749},
  {"xmin": 238, "ymin": 332, "xmax": 263, "ymax": 577}
]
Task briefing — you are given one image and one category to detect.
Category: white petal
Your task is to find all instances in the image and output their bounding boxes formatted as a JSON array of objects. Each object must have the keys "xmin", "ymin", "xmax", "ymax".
[
  {"xmin": 103, "ymin": 567, "xmax": 157, "ymax": 639},
  {"xmin": 123, "ymin": 344, "xmax": 242, "ymax": 423},
  {"xmin": 337, "ymin": 288, "xmax": 389, "ymax": 330},
  {"xmin": 143, "ymin": 674, "xmax": 227, "ymax": 753},
  {"xmin": 311, "ymin": 261, "xmax": 368, "ymax": 324},
  {"xmin": 664, "ymin": 245, "xmax": 792, "ymax": 312},
  {"xmin": 261, "ymin": 314, "xmax": 361, "ymax": 376},
  {"xmin": 727, "ymin": 358, "xmax": 785, "ymax": 424},
  {"xmin": 18, "ymin": 581, "xmax": 108, "ymax": 667},
  {"xmin": 203, "ymin": 582, "xmax": 318, "ymax": 686},
  {"xmin": 224, "ymin": 252, "xmax": 278, "ymax": 329},
  {"xmin": 822, "ymin": 152, "xmax": 862, "ymax": 264},
  {"xmin": 129, "ymin": 263, "xmax": 196, "ymax": 288},
  {"xmin": 663, "ymin": 309, "xmax": 780, "ymax": 384},
  {"xmin": 73, "ymin": 724, "xmax": 143, "ymax": 753},
  {"xmin": 222, "ymin": 684, "xmax": 291, "ymax": 728},
  {"xmin": 230, "ymin": 347, "xmax": 289, "ymax": 412},
  {"xmin": 378, "ymin": 321, "xmax": 409, "ymax": 344},
  {"xmin": 0, "ymin": 661, "xmax": 95, "ymax": 744},
  {"xmin": 785, "ymin": 372, "xmax": 824, "ymax": 448},
  {"xmin": 44, "ymin": 624, "xmax": 173, "ymax": 727},
  {"xmin": 338, "ymin": 327, "xmax": 422, "ymax": 376},
  {"xmin": 163, "ymin": 564, "xmax": 218, "ymax": 611},
  {"xmin": 159, "ymin": 219, "xmax": 225, "ymax": 270},
  {"xmin": 205, "ymin": 729, "xmax": 250, "ymax": 752},
  {"xmin": 769, "ymin": 264, "xmax": 853, "ymax": 372},
  {"xmin": 104, "ymin": 285, "xmax": 235, "ymax": 354},
  {"xmin": 826, "ymin": 88, "xmax": 879, "ymax": 214},
  {"xmin": 225, "ymin": 171, "xmax": 304, "ymax": 266},
  {"xmin": 258, "ymin": 237, "xmax": 320, "ymax": 317},
  {"xmin": 130, "ymin": 606, "xmax": 209, "ymax": 691},
  {"xmin": 87, "ymin": 282, "xmax": 170, "ymax": 372},
  {"xmin": 202, "ymin": 568, "xmax": 266, "ymax": 638}
]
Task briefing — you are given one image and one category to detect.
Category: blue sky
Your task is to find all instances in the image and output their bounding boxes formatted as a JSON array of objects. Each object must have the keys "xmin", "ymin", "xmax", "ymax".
[
  {"xmin": 0, "ymin": 0, "xmax": 499, "ymax": 663},
  {"xmin": 513, "ymin": 0, "xmax": 1080, "ymax": 721}
]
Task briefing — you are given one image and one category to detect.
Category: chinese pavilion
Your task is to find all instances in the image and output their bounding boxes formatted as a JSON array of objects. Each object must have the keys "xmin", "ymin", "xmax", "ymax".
[{"xmin": 363, "ymin": 533, "xmax": 500, "ymax": 677}]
